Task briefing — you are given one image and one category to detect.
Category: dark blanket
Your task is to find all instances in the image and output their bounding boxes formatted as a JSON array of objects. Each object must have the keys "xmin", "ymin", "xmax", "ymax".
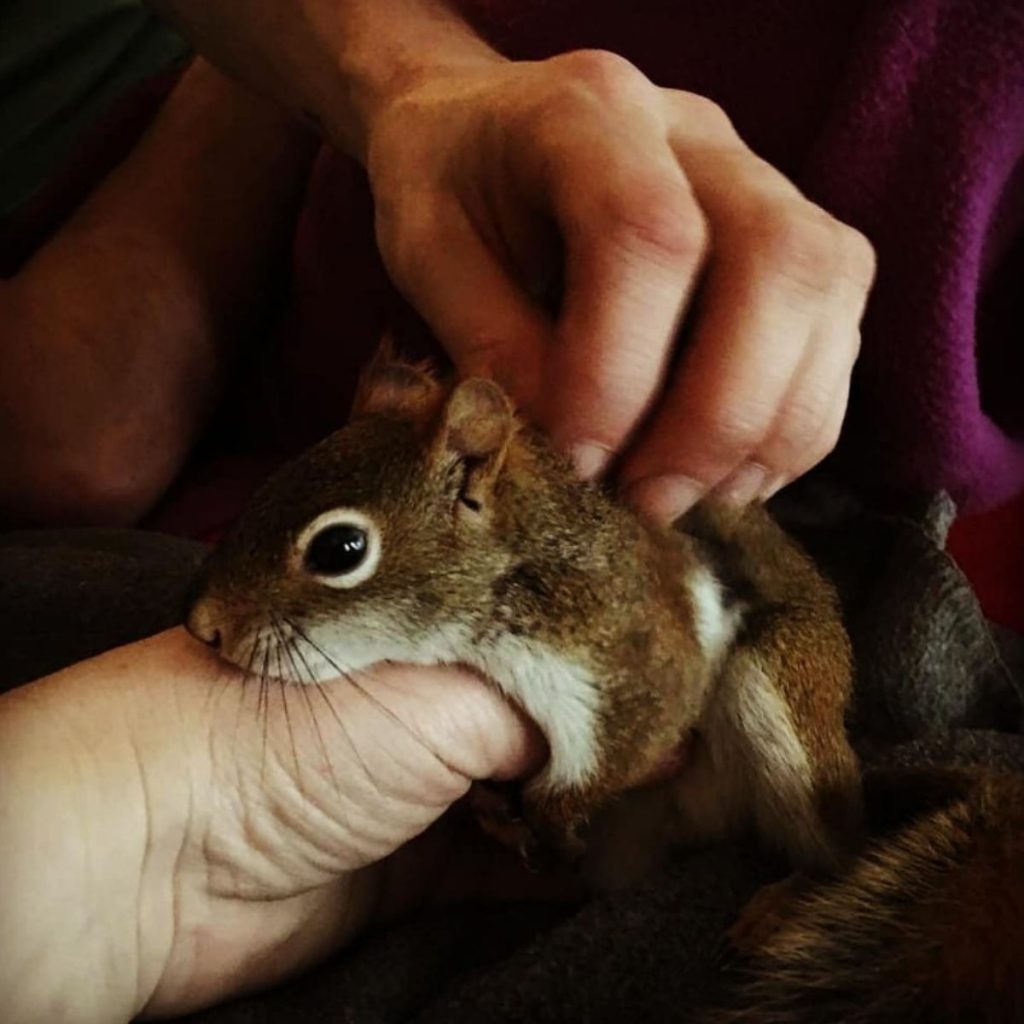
[{"xmin": 1, "ymin": 489, "xmax": 1021, "ymax": 1023}]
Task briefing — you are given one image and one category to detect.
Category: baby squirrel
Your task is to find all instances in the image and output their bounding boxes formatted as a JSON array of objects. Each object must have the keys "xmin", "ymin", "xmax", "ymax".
[
  {"xmin": 186, "ymin": 351, "xmax": 1024, "ymax": 1018},
  {"xmin": 186, "ymin": 348, "xmax": 861, "ymax": 879}
]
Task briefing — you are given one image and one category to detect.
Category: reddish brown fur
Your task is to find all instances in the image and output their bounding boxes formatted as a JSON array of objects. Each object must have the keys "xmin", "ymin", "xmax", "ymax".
[
  {"xmin": 712, "ymin": 770, "xmax": 1024, "ymax": 1023},
  {"xmin": 189, "ymin": 352, "xmax": 1022, "ymax": 1017},
  {"xmin": 674, "ymin": 503, "xmax": 862, "ymax": 871},
  {"xmin": 189, "ymin": 352, "xmax": 860, "ymax": 869}
]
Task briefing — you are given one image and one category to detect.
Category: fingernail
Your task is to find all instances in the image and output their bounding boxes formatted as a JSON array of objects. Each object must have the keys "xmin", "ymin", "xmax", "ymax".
[
  {"xmin": 760, "ymin": 473, "xmax": 788, "ymax": 501},
  {"xmin": 569, "ymin": 442, "xmax": 613, "ymax": 480},
  {"xmin": 714, "ymin": 462, "xmax": 769, "ymax": 506},
  {"xmin": 626, "ymin": 474, "xmax": 705, "ymax": 525}
]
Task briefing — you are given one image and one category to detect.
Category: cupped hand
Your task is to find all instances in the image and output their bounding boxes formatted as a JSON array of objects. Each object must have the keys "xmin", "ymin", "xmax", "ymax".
[
  {"xmin": 0, "ymin": 629, "xmax": 543, "ymax": 1022},
  {"xmin": 365, "ymin": 49, "xmax": 876, "ymax": 521}
]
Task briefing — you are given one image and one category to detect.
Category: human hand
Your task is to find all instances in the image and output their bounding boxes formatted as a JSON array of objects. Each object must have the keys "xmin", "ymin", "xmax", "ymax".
[
  {"xmin": 0, "ymin": 629, "xmax": 543, "ymax": 1023},
  {"xmin": 364, "ymin": 49, "xmax": 876, "ymax": 522}
]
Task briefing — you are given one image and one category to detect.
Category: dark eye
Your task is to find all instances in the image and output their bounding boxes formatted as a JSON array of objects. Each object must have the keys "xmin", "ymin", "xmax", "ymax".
[{"xmin": 304, "ymin": 524, "xmax": 368, "ymax": 576}]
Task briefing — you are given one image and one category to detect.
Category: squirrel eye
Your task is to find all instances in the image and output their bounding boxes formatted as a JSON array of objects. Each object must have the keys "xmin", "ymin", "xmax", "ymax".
[
  {"xmin": 304, "ymin": 524, "xmax": 367, "ymax": 576},
  {"xmin": 295, "ymin": 509, "xmax": 382, "ymax": 589}
]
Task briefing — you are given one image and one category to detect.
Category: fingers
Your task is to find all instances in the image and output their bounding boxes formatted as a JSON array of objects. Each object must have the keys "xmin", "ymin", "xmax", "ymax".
[
  {"xmin": 343, "ymin": 663, "xmax": 547, "ymax": 791},
  {"xmin": 621, "ymin": 97, "xmax": 875, "ymax": 522},
  {"xmin": 204, "ymin": 651, "xmax": 544, "ymax": 869},
  {"xmin": 376, "ymin": 193, "xmax": 551, "ymax": 410},
  {"xmin": 537, "ymin": 155, "xmax": 707, "ymax": 475},
  {"xmin": 511, "ymin": 53, "xmax": 709, "ymax": 476},
  {"xmin": 369, "ymin": 53, "xmax": 875, "ymax": 520},
  {"xmin": 281, "ymin": 661, "xmax": 545, "ymax": 840}
]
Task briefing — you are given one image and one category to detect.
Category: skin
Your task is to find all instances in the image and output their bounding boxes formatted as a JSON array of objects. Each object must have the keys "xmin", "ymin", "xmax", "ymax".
[
  {"xmin": 159, "ymin": 0, "xmax": 877, "ymax": 521},
  {"xmin": 0, "ymin": 59, "xmax": 316, "ymax": 527},
  {"xmin": 0, "ymin": 630, "xmax": 545, "ymax": 1023}
]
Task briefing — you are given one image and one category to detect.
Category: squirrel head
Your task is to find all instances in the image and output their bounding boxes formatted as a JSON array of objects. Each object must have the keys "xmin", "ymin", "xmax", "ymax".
[{"xmin": 186, "ymin": 349, "xmax": 584, "ymax": 680}]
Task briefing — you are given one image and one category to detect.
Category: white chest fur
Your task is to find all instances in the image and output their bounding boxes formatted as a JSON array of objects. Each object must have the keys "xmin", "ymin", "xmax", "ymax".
[
  {"xmin": 468, "ymin": 634, "xmax": 602, "ymax": 789},
  {"xmin": 296, "ymin": 613, "xmax": 602, "ymax": 790},
  {"xmin": 687, "ymin": 563, "xmax": 743, "ymax": 664}
]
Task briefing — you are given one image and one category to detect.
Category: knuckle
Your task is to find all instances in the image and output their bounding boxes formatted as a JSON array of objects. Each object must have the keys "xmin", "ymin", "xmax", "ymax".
[
  {"xmin": 528, "ymin": 83, "xmax": 587, "ymax": 128},
  {"xmin": 526, "ymin": 86, "xmax": 608, "ymax": 151},
  {"xmin": 603, "ymin": 180, "xmax": 709, "ymax": 267},
  {"xmin": 839, "ymin": 224, "xmax": 877, "ymax": 290},
  {"xmin": 748, "ymin": 201, "xmax": 845, "ymax": 294},
  {"xmin": 763, "ymin": 398, "xmax": 833, "ymax": 469},
  {"xmin": 689, "ymin": 401, "xmax": 772, "ymax": 459},
  {"xmin": 678, "ymin": 92, "xmax": 735, "ymax": 137},
  {"xmin": 553, "ymin": 49, "xmax": 647, "ymax": 102}
]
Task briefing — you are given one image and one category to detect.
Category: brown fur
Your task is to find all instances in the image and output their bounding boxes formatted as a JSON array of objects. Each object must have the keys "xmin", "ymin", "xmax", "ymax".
[
  {"xmin": 646, "ymin": 502, "xmax": 862, "ymax": 877},
  {"xmin": 187, "ymin": 353, "xmax": 859, "ymax": 870},
  {"xmin": 188, "ymin": 352, "xmax": 1024, "ymax": 1015},
  {"xmin": 710, "ymin": 769, "xmax": 1024, "ymax": 1023}
]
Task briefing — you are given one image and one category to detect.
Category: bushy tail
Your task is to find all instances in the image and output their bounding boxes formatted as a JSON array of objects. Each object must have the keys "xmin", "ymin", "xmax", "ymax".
[{"xmin": 706, "ymin": 770, "xmax": 1024, "ymax": 1024}]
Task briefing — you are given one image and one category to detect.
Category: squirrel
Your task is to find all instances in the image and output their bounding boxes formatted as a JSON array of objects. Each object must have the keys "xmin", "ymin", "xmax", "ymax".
[
  {"xmin": 185, "ymin": 347, "xmax": 862, "ymax": 881},
  {"xmin": 185, "ymin": 350, "xmax": 1024, "ymax": 1018}
]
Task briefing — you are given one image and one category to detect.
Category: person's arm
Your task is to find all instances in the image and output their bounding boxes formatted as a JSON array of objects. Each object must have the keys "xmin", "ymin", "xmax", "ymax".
[
  {"xmin": 0, "ymin": 59, "xmax": 316, "ymax": 528},
  {"xmin": 0, "ymin": 629, "xmax": 541, "ymax": 1024},
  {"xmin": 151, "ymin": 0, "xmax": 494, "ymax": 159},
  {"xmin": 154, "ymin": 0, "xmax": 876, "ymax": 523}
]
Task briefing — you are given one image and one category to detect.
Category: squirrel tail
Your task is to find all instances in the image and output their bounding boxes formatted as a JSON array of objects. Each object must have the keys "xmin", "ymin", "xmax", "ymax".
[{"xmin": 707, "ymin": 770, "xmax": 1024, "ymax": 1024}]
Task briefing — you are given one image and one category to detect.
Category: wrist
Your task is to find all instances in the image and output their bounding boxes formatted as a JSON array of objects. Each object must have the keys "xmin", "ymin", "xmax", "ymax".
[
  {"xmin": 154, "ymin": 0, "xmax": 504, "ymax": 162},
  {"xmin": 324, "ymin": 0, "xmax": 504, "ymax": 159}
]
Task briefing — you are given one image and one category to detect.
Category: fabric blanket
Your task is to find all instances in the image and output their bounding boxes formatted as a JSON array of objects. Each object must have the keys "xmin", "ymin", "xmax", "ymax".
[{"xmin": 2, "ymin": 485, "xmax": 1021, "ymax": 1023}]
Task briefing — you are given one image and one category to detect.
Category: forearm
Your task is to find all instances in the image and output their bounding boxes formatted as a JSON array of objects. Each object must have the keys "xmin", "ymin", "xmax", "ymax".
[
  {"xmin": 0, "ymin": 60, "xmax": 316, "ymax": 528},
  {"xmin": 151, "ymin": 0, "xmax": 501, "ymax": 159}
]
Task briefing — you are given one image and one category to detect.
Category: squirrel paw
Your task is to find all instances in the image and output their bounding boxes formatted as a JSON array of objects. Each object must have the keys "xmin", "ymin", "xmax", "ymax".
[
  {"xmin": 725, "ymin": 874, "xmax": 806, "ymax": 957},
  {"xmin": 469, "ymin": 781, "xmax": 548, "ymax": 868},
  {"xmin": 469, "ymin": 782, "xmax": 591, "ymax": 869}
]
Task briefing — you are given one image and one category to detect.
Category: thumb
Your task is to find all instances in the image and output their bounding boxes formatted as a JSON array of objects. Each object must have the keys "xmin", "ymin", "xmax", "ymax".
[
  {"xmin": 214, "ymin": 658, "xmax": 546, "ymax": 869},
  {"xmin": 328, "ymin": 663, "xmax": 547, "ymax": 789}
]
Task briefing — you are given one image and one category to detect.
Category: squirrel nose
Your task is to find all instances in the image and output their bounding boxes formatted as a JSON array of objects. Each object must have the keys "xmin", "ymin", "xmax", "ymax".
[{"xmin": 186, "ymin": 597, "xmax": 223, "ymax": 650}]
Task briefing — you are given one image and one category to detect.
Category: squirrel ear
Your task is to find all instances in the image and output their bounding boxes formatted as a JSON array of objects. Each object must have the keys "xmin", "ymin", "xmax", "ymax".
[
  {"xmin": 351, "ymin": 334, "xmax": 442, "ymax": 421},
  {"xmin": 436, "ymin": 378, "xmax": 516, "ymax": 506}
]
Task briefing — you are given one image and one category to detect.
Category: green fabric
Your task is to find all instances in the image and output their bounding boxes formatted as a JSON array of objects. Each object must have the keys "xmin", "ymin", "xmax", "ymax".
[{"xmin": 0, "ymin": 0, "xmax": 191, "ymax": 218}]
